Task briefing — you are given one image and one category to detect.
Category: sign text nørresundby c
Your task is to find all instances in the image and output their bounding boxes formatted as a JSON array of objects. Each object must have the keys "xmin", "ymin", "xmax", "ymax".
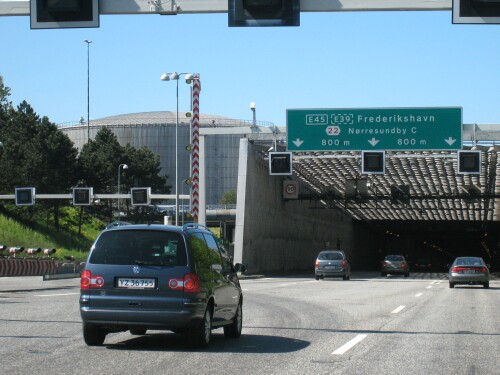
[{"xmin": 286, "ymin": 107, "xmax": 463, "ymax": 151}]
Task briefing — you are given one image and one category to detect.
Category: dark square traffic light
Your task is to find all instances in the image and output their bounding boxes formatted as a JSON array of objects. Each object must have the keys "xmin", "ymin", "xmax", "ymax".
[
  {"xmin": 15, "ymin": 187, "xmax": 35, "ymax": 206},
  {"xmin": 131, "ymin": 187, "xmax": 151, "ymax": 206},
  {"xmin": 269, "ymin": 152, "xmax": 292, "ymax": 175},
  {"xmin": 457, "ymin": 150, "xmax": 481, "ymax": 174},
  {"xmin": 73, "ymin": 187, "xmax": 93, "ymax": 205},
  {"xmin": 361, "ymin": 151, "xmax": 385, "ymax": 174},
  {"xmin": 30, "ymin": 0, "xmax": 99, "ymax": 29},
  {"xmin": 228, "ymin": 0, "xmax": 300, "ymax": 27},
  {"xmin": 453, "ymin": 0, "xmax": 500, "ymax": 24}
]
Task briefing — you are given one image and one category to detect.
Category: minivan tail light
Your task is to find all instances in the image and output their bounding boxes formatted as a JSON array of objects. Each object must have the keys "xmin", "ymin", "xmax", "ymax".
[
  {"xmin": 342, "ymin": 260, "xmax": 346, "ymax": 269},
  {"xmin": 183, "ymin": 273, "xmax": 200, "ymax": 293},
  {"xmin": 80, "ymin": 270, "xmax": 104, "ymax": 290},
  {"xmin": 315, "ymin": 260, "xmax": 319, "ymax": 269},
  {"xmin": 168, "ymin": 273, "xmax": 201, "ymax": 293},
  {"xmin": 401, "ymin": 261, "xmax": 407, "ymax": 268}
]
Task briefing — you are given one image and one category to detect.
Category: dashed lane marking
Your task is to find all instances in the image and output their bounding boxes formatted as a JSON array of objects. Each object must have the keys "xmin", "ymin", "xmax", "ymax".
[{"xmin": 332, "ymin": 334, "xmax": 368, "ymax": 355}]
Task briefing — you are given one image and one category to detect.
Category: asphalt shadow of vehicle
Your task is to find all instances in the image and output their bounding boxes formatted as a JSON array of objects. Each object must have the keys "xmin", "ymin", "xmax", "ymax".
[{"xmin": 105, "ymin": 332, "xmax": 310, "ymax": 353}]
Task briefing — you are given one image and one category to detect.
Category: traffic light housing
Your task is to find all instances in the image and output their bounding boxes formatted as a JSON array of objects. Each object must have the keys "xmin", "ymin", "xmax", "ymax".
[
  {"xmin": 269, "ymin": 152, "xmax": 293, "ymax": 175},
  {"xmin": 228, "ymin": 0, "xmax": 300, "ymax": 27},
  {"xmin": 30, "ymin": 0, "xmax": 99, "ymax": 29},
  {"xmin": 73, "ymin": 187, "xmax": 93, "ymax": 205},
  {"xmin": 131, "ymin": 187, "xmax": 151, "ymax": 206},
  {"xmin": 15, "ymin": 187, "xmax": 35, "ymax": 206},
  {"xmin": 361, "ymin": 151, "xmax": 385, "ymax": 175},
  {"xmin": 457, "ymin": 150, "xmax": 481, "ymax": 175},
  {"xmin": 452, "ymin": 0, "xmax": 500, "ymax": 24}
]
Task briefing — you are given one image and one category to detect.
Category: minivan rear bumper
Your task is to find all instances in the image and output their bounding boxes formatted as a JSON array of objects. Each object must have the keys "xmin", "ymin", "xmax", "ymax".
[{"xmin": 80, "ymin": 302, "xmax": 206, "ymax": 329}]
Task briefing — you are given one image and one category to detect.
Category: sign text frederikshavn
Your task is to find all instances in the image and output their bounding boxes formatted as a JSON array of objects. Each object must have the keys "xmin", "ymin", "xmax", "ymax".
[{"xmin": 286, "ymin": 107, "xmax": 462, "ymax": 151}]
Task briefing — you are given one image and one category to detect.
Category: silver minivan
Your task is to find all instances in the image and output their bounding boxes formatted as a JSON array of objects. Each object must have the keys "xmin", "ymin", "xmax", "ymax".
[{"xmin": 314, "ymin": 250, "xmax": 350, "ymax": 280}]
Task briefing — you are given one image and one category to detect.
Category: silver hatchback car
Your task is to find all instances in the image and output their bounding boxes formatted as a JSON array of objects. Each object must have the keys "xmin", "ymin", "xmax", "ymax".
[
  {"xmin": 381, "ymin": 255, "xmax": 410, "ymax": 277},
  {"xmin": 448, "ymin": 256, "xmax": 490, "ymax": 288},
  {"xmin": 315, "ymin": 250, "xmax": 350, "ymax": 280}
]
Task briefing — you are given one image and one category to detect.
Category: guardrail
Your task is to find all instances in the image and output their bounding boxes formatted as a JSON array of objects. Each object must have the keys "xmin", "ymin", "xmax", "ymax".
[{"xmin": 0, "ymin": 244, "xmax": 58, "ymax": 277}]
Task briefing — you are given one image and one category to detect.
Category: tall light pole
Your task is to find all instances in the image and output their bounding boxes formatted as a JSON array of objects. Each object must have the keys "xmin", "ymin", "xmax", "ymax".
[
  {"xmin": 117, "ymin": 163, "xmax": 128, "ymax": 218},
  {"xmin": 160, "ymin": 72, "xmax": 194, "ymax": 226},
  {"xmin": 84, "ymin": 39, "xmax": 92, "ymax": 143}
]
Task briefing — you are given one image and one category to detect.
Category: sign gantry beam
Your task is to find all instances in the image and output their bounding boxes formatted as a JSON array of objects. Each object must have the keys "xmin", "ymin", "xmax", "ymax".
[{"xmin": 0, "ymin": 0, "xmax": 452, "ymax": 17}]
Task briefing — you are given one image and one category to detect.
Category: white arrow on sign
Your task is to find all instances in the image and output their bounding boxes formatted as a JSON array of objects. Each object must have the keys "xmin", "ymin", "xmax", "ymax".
[
  {"xmin": 368, "ymin": 138, "xmax": 380, "ymax": 147},
  {"xmin": 444, "ymin": 137, "xmax": 456, "ymax": 146},
  {"xmin": 293, "ymin": 138, "xmax": 304, "ymax": 147}
]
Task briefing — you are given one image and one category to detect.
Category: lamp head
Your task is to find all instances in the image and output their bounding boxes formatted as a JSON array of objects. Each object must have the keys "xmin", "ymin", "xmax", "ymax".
[
  {"xmin": 170, "ymin": 72, "xmax": 179, "ymax": 80},
  {"xmin": 160, "ymin": 73, "xmax": 170, "ymax": 81},
  {"xmin": 123, "ymin": 164, "xmax": 128, "ymax": 170},
  {"xmin": 184, "ymin": 73, "xmax": 194, "ymax": 83},
  {"xmin": 250, "ymin": 102, "xmax": 256, "ymax": 110}
]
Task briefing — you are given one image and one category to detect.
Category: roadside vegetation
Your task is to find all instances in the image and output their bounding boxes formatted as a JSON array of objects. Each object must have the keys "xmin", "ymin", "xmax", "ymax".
[{"xmin": 0, "ymin": 76, "xmax": 174, "ymax": 261}]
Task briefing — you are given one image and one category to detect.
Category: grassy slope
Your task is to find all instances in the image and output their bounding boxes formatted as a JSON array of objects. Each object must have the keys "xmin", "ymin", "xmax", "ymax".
[{"xmin": 0, "ymin": 214, "xmax": 99, "ymax": 261}]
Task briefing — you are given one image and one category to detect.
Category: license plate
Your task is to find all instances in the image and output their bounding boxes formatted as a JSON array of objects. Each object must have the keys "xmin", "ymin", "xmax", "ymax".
[
  {"xmin": 464, "ymin": 270, "xmax": 475, "ymax": 274},
  {"xmin": 324, "ymin": 266, "xmax": 338, "ymax": 270},
  {"xmin": 117, "ymin": 278, "xmax": 156, "ymax": 289}
]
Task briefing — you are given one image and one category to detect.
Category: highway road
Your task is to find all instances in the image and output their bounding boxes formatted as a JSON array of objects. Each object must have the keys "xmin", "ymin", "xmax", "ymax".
[{"xmin": 0, "ymin": 273, "xmax": 498, "ymax": 375}]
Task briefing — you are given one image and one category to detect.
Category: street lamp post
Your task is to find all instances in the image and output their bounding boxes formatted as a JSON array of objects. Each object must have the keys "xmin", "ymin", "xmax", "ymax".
[
  {"xmin": 84, "ymin": 39, "xmax": 92, "ymax": 143},
  {"xmin": 160, "ymin": 72, "xmax": 194, "ymax": 226},
  {"xmin": 117, "ymin": 163, "xmax": 128, "ymax": 218}
]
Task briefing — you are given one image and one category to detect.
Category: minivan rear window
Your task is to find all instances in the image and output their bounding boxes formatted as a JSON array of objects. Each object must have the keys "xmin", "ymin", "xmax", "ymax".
[{"xmin": 89, "ymin": 230, "xmax": 187, "ymax": 266}]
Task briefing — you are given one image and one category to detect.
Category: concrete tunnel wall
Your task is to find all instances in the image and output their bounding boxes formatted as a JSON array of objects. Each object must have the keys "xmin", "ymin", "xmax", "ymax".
[{"xmin": 234, "ymin": 139, "xmax": 378, "ymax": 274}]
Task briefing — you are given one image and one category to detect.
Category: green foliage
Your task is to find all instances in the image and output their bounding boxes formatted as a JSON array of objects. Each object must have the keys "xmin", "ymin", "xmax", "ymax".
[
  {"xmin": 0, "ymin": 212, "xmax": 102, "ymax": 260},
  {"xmin": 219, "ymin": 189, "xmax": 237, "ymax": 205}
]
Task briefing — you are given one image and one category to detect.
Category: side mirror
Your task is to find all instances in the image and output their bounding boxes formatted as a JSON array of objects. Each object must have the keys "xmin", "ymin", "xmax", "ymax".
[
  {"xmin": 234, "ymin": 263, "xmax": 247, "ymax": 273},
  {"xmin": 211, "ymin": 263, "xmax": 222, "ymax": 272}
]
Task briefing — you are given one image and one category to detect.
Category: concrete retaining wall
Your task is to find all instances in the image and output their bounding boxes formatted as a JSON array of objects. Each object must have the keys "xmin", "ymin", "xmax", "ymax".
[{"xmin": 236, "ymin": 141, "xmax": 377, "ymax": 274}]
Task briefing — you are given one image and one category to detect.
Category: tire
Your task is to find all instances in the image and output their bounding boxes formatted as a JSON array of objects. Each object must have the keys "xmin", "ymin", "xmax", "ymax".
[
  {"xmin": 130, "ymin": 329, "xmax": 147, "ymax": 335},
  {"xmin": 483, "ymin": 282, "xmax": 489, "ymax": 289},
  {"xmin": 224, "ymin": 301, "xmax": 243, "ymax": 339},
  {"xmin": 404, "ymin": 272, "xmax": 410, "ymax": 278},
  {"xmin": 343, "ymin": 273, "xmax": 350, "ymax": 280},
  {"xmin": 315, "ymin": 275, "xmax": 320, "ymax": 280},
  {"xmin": 449, "ymin": 282, "xmax": 455, "ymax": 288},
  {"xmin": 192, "ymin": 306, "xmax": 212, "ymax": 348},
  {"xmin": 83, "ymin": 323, "xmax": 106, "ymax": 346}
]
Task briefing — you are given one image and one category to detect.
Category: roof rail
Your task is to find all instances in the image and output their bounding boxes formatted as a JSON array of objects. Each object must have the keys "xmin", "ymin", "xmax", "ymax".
[
  {"xmin": 182, "ymin": 223, "xmax": 211, "ymax": 232},
  {"xmin": 105, "ymin": 221, "xmax": 132, "ymax": 229}
]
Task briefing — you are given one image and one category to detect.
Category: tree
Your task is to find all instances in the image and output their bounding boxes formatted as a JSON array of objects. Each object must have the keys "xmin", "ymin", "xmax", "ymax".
[
  {"xmin": 220, "ymin": 190, "xmax": 237, "ymax": 205},
  {"xmin": 0, "ymin": 100, "xmax": 79, "ymax": 229}
]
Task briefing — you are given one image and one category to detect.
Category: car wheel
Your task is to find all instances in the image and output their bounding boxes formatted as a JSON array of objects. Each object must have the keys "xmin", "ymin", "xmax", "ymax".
[
  {"xmin": 224, "ymin": 301, "xmax": 243, "ymax": 338},
  {"xmin": 483, "ymin": 282, "xmax": 489, "ymax": 289},
  {"xmin": 404, "ymin": 272, "xmax": 410, "ymax": 278},
  {"xmin": 315, "ymin": 275, "xmax": 320, "ymax": 280},
  {"xmin": 192, "ymin": 306, "xmax": 212, "ymax": 348},
  {"xmin": 130, "ymin": 329, "xmax": 147, "ymax": 335},
  {"xmin": 343, "ymin": 273, "xmax": 350, "ymax": 280},
  {"xmin": 83, "ymin": 323, "xmax": 106, "ymax": 346},
  {"xmin": 449, "ymin": 282, "xmax": 455, "ymax": 288}
]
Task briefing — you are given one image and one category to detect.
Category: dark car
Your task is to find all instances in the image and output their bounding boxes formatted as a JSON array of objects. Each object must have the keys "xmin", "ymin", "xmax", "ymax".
[
  {"xmin": 448, "ymin": 256, "xmax": 490, "ymax": 288},
  {"xmin": 314, "ymin": 250, "xmax": 350, "ymax": 280},
  {"xmin": 80, "ymin": 223, "xmax": 246, "ymax": 348},
  {"xmin": 414, "ymin": 258, "xmax": 432, "ymax": 272},
  {"xmin": 381, "ymin": 255, "xmax": 410, "ymax": 277}
]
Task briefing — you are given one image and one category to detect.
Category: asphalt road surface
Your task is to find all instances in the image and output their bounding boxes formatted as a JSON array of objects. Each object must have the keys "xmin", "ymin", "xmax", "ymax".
[{"xmin": 0, "ymin": 273, "xmax": 498, "ymax": 375}]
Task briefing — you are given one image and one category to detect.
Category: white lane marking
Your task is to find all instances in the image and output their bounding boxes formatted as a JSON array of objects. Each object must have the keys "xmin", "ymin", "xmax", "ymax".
[
  {"xmin": 426, "ymin": 285, "xmax": 433, "ymax": 289},
  {"xmin": 35, "ymin": 293, "xmax": 79, "ymax": 297},
  {"xmin": 415, "ymin": 293, "xmax": 423, "ymax": 298},
  {"xmin": 391, "ymin": 305, "xmax": 406, "ymax": 314},
  {"xmin": 332, "ymin": 334, "xmax": 368, "ymax": 355}
]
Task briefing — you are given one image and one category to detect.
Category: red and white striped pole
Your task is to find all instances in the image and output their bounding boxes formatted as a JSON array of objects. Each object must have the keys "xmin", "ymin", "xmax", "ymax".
[{"xmin": 190, "ymin": 74, "xmax": 201, "ymax": 223}]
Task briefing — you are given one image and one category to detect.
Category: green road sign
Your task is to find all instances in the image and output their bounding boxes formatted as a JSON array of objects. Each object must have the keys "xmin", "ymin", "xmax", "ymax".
[{"xmin": 287, "ymin": 107, "xmax": 462, "ymax": 151}]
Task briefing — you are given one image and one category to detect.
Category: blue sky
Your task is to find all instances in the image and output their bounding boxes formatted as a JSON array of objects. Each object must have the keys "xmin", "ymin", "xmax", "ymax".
[{"xmin": 1, "ymin": 10, "xmax": 500, "ymax": 127}]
